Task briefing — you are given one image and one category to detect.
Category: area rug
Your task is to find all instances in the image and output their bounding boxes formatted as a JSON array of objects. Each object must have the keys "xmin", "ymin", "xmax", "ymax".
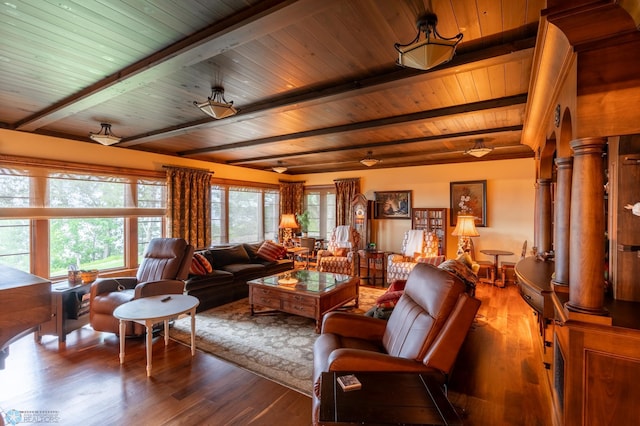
[{"xmin": 168, "ymin": 286, "xmax": 384, "ymax": 396}]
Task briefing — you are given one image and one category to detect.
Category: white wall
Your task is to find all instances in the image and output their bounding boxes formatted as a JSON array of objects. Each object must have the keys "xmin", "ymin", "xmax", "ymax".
[{"xmin": 1, "ymin": 129, "xmax": 536, "ymax": 264}]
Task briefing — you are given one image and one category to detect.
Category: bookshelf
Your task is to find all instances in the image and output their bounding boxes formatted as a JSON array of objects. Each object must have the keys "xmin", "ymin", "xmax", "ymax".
[{"xmin": 412, "ymin": 208, "xmax": 447, "ymax": 256}]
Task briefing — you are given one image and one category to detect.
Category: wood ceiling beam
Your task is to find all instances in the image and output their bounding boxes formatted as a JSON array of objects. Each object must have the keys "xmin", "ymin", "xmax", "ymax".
[
  {"xmin": 122, "ymin": 33, "xmax": 536, "ymax": 146},
  {"xmin": 13, "ymin": 0, "xmax": 341, "ymax": 132},
  {"xmin": 179, "ymin": 94, "xmax": 527, "ymax": 156},
  {"xmin": 225, "ymin": 125, "xmax": 523, "ymax": 165}
]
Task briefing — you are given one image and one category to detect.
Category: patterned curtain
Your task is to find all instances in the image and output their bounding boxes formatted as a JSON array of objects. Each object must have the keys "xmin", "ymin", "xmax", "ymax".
[
  {"xmin": 334, "ymin": 178, "xmax": 360, "ymax": 226},
  {"xmin": 279, "ymin": 181, "xmax": 305, "ymax": 241},
  {"xmin": 166, "ymin": 167, "xmax": 211, "ymax": 249}
]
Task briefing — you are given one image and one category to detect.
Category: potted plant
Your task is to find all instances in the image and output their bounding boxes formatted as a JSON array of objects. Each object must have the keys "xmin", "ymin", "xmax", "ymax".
[{"xmin": 296, "ymin": 211, "xmax": 310, "ymax": 237}]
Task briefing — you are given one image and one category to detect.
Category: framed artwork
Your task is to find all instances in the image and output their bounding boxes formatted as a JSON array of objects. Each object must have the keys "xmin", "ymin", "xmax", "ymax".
[
  {"xmin": 450, "ymin": 180, "xmax": 487, "ymax": 227},
  {"xmin": 374, "ymin": 190, "xmax": 412, "ymax": 219}
]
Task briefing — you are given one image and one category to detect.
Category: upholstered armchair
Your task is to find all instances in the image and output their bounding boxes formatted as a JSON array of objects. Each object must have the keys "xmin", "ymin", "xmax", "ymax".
[
  {"xmin": 312, "ymin": 262, "xmax": 481, "ymax": 424},
  {"xmin": 90, "ymin": 238, "xmax": 194, "ymax": 336},
  {"xmin": 387, "ymin": 229, "xmax": 444, "ymax": 283},
  {"xmin": 316, "ymin": 225, "xmax": 360, "ymax": 275}
]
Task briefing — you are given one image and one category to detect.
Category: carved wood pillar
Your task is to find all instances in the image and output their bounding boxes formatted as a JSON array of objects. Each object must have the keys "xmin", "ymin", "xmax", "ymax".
[
  {"xmin": 567, "ymin": 137, "xmax": 607, "ymax": 314},
  {"xmin": 552, "ymin": 157, "xmax": 573, "ymax": 288},
  {"xmin": 535, "ymin": 178, "xmax": 553, "ymax": 255}
]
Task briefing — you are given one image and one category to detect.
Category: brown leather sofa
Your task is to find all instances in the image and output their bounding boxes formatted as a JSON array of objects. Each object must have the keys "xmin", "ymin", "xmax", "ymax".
[
  {"xmin": 90, "ymin": 238, "xmax": 194, "ymax": 336},
  {"xmin": 312, "ymin": 262, "xmax": 480, "ymax": 424}
]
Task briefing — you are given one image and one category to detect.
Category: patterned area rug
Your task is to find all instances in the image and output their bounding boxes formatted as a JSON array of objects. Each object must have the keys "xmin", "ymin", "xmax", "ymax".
[{"xmin": 168, "ymin": 285, "xmax": 384, "ymax": 396}]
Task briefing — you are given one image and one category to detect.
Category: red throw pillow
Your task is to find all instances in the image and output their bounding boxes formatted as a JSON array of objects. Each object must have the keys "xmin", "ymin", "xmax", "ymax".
[
  {"xmin": 257, "ymin": 240, "xmax": 286, "ymax": 262},
  {"xmin": 189, "ymin": 252, "xmax": 213, "ymax": 275}
]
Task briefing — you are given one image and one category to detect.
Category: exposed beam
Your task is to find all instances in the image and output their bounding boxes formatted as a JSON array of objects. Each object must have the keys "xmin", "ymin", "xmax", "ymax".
[
  {"xmin": 179, "ymin": 95, "xmax": 527, "ymax": 156},
  {"xmin": 14, "ymin": 0, "xmax": 342, "ymax": 132},
  {"xmin": 121, "ymin": 34, "xmax": 536, "ymax": 147},
  {"xmin": 226, "ymin": 125, "xmax": 524, "ymax": 164}
]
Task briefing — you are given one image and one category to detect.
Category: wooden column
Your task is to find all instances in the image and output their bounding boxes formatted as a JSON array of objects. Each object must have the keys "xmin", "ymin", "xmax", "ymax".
[
  {"xmin": 535, "ymin": 178, "xmax": 553, "ymax": 255},
  {"xmin": 552, "ymin": 157, "xmax": 573, "ymax": 288},
  {"xmin": 567, "ymin": 137, "xmax": 607, "ymax": 314}
]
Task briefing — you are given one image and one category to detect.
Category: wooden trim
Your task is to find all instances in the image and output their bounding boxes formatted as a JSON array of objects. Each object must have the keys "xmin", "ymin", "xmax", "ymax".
[{"xmin": 0, "ymin": 154, "xmax": 164, "ymax": 179}]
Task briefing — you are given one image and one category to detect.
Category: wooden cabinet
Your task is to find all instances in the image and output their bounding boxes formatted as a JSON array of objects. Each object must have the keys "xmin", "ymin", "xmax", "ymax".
[{"xmin": 412, "ymin": 208, "xmax": 447, "ymax": 255}]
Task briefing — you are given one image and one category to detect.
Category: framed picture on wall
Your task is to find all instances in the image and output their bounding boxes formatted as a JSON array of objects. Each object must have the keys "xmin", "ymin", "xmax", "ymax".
[
  {"xmin": 374, "ymin": 190, "xmax": 412, "ymax": 219},
  {"xmin": 450, "ymin": 180, "xmax": 487, "ymax": 227}
]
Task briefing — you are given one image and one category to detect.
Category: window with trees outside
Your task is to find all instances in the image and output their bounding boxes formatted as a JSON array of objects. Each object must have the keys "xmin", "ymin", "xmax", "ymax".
[
  {"xmin": 0, "ymin": 158, "xmax": 165, "ymax": 280},
  {"xmin": 0, "ymin": 157, "xmax": 282, "ymax": 279}
]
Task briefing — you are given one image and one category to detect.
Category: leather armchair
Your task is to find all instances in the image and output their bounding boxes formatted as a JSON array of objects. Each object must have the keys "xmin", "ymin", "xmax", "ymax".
[
  {"xmin": 90, "ymin": 238, "xmax": 194, "ymax": 336},
  {"xmin": 312, "ymin": 262, "xmax": 480, "ymax": 424}
]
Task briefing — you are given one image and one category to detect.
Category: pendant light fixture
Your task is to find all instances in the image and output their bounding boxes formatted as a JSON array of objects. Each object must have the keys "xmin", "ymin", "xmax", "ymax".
[
  {"xmin": 360, "ymin": 151, "xmax": 380, "ymax": 167},
  {"xmin": 89, "ymin": 123, "xmax": 122, "ymax": 145},
  {"xmin": 193, "ymin": 86, "xmax": 238, "ymax": 119},
  {"xmin": 395, "ymin": 12, "xmax": 463, "ymax": 71},
  {"xmin": 465, "ymin": 139, "xmax": 494, "ymax": 158},
  {"xmin": 272, "ymin": 161, "xmax": 288, "ymax": 174}
]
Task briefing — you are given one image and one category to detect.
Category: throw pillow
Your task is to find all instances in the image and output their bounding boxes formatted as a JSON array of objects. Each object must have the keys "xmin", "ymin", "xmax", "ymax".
[
  {"xmin": 334, "ymin": 247, "xmax": 348, "ymax": 257},
  {"xmin": 189, "ymin": 252, "xmax": 213, "ymax": 275},
  {"xmin": 257, "ymin": 240, "xmax": 286, "ymax": 262},
  {"xmin": 415, "ymin": 255, "xmax": 446, "ymax": 266}
]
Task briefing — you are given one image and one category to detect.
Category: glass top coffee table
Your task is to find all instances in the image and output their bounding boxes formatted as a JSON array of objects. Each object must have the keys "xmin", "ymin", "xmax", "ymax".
[{"xmin": 247, "ymin": 270, "xmax": 359, "ymax": 333}]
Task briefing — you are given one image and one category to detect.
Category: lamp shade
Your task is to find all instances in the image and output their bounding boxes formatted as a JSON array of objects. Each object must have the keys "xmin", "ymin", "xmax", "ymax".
[
  {"xmin": 278, "ymin": 214, "xmax": 298, "ymax": 229},
  {"xmin": 451, "ymin": 215, "xmax": 480, "ymax": 237}
]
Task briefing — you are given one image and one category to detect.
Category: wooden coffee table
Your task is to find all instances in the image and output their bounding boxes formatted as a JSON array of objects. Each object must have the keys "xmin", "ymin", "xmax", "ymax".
[{"xmin": 248, "ymin": 270, "xmax": 359, "ymax": 332}]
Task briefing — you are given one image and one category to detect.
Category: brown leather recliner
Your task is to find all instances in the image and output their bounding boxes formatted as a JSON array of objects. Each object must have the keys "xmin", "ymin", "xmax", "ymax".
[
  {"xmin": 90, "ymin": 238, "xmax": 194, "ymax": 336},
  {"xmin": 312, "ymin": 262, "xmax": 481, "ymax": 424}
]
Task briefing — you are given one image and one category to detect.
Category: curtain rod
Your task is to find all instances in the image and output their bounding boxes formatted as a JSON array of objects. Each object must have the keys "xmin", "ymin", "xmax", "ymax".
[
  {"xmin": 163, "ymin": 165, "xmax": 214, "ymax": 174},
  {"xmin": 333, "ymin": 177, "xmax": 360, "ymax": 182},
  {"xmin": 279, "ymin": 180, "xmax": 306, "ymax": 184}
]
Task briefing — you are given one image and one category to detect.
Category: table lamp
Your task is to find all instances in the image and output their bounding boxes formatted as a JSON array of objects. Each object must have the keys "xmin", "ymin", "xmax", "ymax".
[
  {"xmin": 451, "ymin": 215, "xmax": 479, "ymax": 255},
  {"xmin": 279, "ymin": 214, "xmax": 298, "ymax": 247}
]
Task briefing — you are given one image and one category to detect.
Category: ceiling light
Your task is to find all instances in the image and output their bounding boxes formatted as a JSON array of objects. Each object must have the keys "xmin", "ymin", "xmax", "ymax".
[
  {"xmin": 193, "ymin": 86, "xmax": 238, "ymax": 119},
  {"xmin": 89, "ymin": 123, "xmax": 121, "ymax": 145},
  {"xmin": 360, "ymin": 151, "xmax": 380, "ymax": 167},
  {"xmin": 272, "ymin": 161, "xmax": 287, "ymax": 173},
  {"xmin": 465, "ymin": 139, "xmax": 494, "ymax": 158},
  {"xmin": 394, "ymin": 12, "xmax": 463, "ymax": 71}
]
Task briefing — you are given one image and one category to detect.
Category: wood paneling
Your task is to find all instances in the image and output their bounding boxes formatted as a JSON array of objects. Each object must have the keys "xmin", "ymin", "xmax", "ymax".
[{"xmin": 0, "ymin": 0, "xmax": 542, "ymax": 174}]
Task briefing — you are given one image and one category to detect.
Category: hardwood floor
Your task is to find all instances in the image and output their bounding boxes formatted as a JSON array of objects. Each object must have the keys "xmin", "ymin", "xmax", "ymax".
[{"xmin": 0, "ymin": 282, "xmax": 552, "ymax": 426}]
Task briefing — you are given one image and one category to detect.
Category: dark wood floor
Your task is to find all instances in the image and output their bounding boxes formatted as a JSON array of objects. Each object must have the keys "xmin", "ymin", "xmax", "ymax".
[{"xmin": 0, "ymin": 282, "xmax": 552, "ymax": 426}]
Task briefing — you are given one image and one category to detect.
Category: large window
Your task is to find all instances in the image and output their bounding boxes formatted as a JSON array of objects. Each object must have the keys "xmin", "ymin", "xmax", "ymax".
[
  {"xmin": 304, "ymin": 187, "xmax": 336, "ymax": 241},
  {"xmin": 0, "ymin": 158, "xmax": 165, "ymax": 279},
  {"xmin": 0, "ymin": 156, "xmax": 282, "ymax": 278},
  {"xmin": 210, "ymin": 183, "xmax": 279, "ymax": 245}
]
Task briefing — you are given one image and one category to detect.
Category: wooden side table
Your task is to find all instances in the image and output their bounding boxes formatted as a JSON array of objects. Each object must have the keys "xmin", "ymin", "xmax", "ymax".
[
  {"xmin": 319, "ymin": 371, "xmax": 462, "ymax": 425},
  {"xmin": 358, "ymin": 250, "xmax": 386, "ymax": 287},
  {"xmin": 479, "ymin": 249, "xmax": 514, "ymax": 287},
  {"xmin": 36, "ymin": 281, "xmax": 90, "ymax": 343}
]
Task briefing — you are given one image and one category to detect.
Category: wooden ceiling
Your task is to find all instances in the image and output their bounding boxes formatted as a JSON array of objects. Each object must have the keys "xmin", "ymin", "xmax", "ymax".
[{"xmin": 0, "ymin": 0, "xmax": 544, "ymax": 174}]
